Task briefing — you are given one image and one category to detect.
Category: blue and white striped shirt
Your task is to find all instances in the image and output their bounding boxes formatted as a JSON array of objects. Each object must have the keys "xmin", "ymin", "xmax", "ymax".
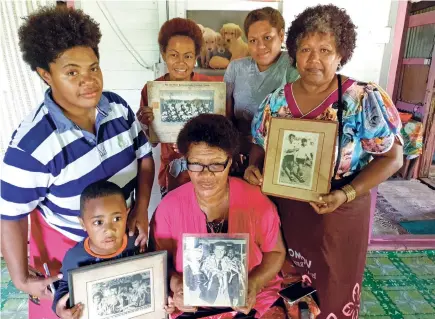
[{"xmin": 0, "ymin": 90, "xmax": 152, "ymax": 241}]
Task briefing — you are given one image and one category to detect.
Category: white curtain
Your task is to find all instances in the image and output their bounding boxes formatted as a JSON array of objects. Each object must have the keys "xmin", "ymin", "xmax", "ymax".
[{"xmin": 0, "ymin": 0, "xmax": 55, "ymax": 161}]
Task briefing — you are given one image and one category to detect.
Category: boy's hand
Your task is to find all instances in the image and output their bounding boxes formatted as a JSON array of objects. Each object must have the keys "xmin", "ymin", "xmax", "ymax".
[
  {"xmin": 18, "ymin": 273, "xmax": 62, "ymax": 300},
  {"xmin": 55, "ymin": 293, "xmax": 83, "ymax": 319},
  {"xmin": 164, "ymin": 296, "xmax": 176, "ymax": 314}
]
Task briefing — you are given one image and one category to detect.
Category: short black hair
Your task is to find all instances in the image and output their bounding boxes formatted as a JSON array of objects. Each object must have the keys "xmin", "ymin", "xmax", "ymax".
[
  {"xmin": 286, "ymin": 4, "xmax": 356, "ymax": 67},
  {"xmin": 301, "ymin": 138, "xmax": 307, "ymax": 143},
  {"xmin": 213, "ymin": 242, "xmax": 227, "ymax": 248},
  {"xmin": 177, "ymin": 114, "xmax": 240, "ymax": 157},
  {"xmin": 18, "ymin": 6, "xmax": 101, "ymax": 72},
  {"xmin": 288, "ymin": 134, "xmax": 296, "ymax": 139},
  {"xmin": 80, "ymin": 180, "xmax": 126, "ymax": 217}
]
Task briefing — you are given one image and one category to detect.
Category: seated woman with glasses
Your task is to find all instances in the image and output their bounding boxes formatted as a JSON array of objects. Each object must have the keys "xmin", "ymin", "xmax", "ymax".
[{"xmin": 150, "ymin": 114, "xmax": 286, "ymax": 319}]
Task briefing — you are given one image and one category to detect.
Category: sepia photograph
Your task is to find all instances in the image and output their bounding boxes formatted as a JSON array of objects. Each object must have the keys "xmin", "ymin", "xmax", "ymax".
[
  {"xmin": 160, "ymin": 90, "xmax": 214, "ymax": 123},
  {"xmin": 182, "ymin": 235, "xmax": 248, "ymax": 308},
  {"xmin": 147, "ymin": 81, "xmax": 226, "ymax": 143},
  {"xmin": 88, "ymin": 270, "xmax": 152, "ymax": 319},
  {"xmin": 262, "ymin": 118, "xmax": 338, "ymax": 203},
  {"xmin": 69, "ymin": 251, "xmax": 167, "ymax": 319},
  {"xmin": 277, "ymin": 130, "xmax": 319, "ymax": 190}
]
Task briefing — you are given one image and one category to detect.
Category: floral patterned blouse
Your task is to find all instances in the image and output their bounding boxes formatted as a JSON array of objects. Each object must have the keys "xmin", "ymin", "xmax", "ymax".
[{"xmin": 252, "ymin": 77, "xmax": 402, "ymax": 181}]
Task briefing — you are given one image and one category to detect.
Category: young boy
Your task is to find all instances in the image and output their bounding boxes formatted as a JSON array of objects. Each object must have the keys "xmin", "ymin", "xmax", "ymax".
[
  {"xmin": 53, "ymin": 180, "xmax": 176, "ymax": 318},
  {"xmin": 53, "ymin": 180, "xmax": 138, "ymax": 318}
]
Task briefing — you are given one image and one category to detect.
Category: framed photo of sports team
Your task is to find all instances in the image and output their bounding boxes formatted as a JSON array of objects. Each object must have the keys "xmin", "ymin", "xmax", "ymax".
[
  {"xmin": 147, "ymin": 81, "xmax": 226, "ymax": 143},
  {"xmin": 182, "ymin": 234, "xmax": 249, "ymax": 308},
  {"xmin": 262, "ymin": 118, "xmax": 338, "ymax": 203},
  {"xmin": 68, "ymin": 251, "xmax": 167, "ymax": 319}
]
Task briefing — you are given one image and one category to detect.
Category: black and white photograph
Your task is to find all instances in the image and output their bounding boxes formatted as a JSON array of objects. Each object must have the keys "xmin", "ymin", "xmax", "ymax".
[
  {"xmin": 146, "ymin": 81, "xmax": 226, "ymax": 143},
  {"xmin": 87, "ymin": 269, "xmax": 153, "ymax": 319},
  {"xmin": 160, "ymin": 90, "xmax": 214, "ymax": 123},
  {"xmin": 69, "ymin": 251, "xmax": 167, "ymax": 319},
  {"xmin": 182, "ymin": 235, "xmax": 248, "ymax": 308},
  {"xmin": 277, "ymin": 130, "xmax": 319, "ymax": 190}
]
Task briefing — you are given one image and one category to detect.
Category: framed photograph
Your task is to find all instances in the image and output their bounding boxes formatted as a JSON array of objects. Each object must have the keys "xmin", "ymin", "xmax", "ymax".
[
  {"xmin": 182, "ymin": 234, "xmax": 249, "ymax": 308},
  {"xmin": 69, "ymin": 251, "xmax": 167, "ymax": 319},
  {"xmin": 147, "ymin": 81, "xmax": 226, "ymax": 143},
  {"xmin": 262, "ymin": 118, "xmax": 338, "ymax": 203}
]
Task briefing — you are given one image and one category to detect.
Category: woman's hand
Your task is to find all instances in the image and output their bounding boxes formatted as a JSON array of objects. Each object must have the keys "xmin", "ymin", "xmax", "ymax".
[
  {"xmin": 127, "ymin": 204, "xmax": 149, "ymax": 252},
  {"xmin": 136, "ymin": 106, "xmax": 154, "ymax": 125},
  {"xmin": 309, "ymin": 189, "xmax": 347, "ymax": 214},
  {"xmin": 233, "ymin": 279, "xmax": 258, "ymax": 315},
  {"xmin": 55, "ymin": 293, "xmax": 83, "ymax": 319},
  {"xmin": 243, "ymin": 165, "xmax": 263, "ymax": 186},
  {"xmin": 17, "ymin": 273, "xmax": 62, "ymax": 300}
]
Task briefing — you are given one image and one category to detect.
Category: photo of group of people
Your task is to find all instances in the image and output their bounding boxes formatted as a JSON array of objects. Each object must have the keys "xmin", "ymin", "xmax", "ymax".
[
  {"xmin": 160, "ymin": 90, "xmax": 214, "ymax": 123},
  {"xmin": 183, "ymin": 236, "xmax": 247, "ymax": 308},
  {"xmin": 278, "ymin": 131, "xmax": 319, "ymax": 190},
  {"xmin": 89, "ymin": 270, "xmax": 153, "ymax": 319}
]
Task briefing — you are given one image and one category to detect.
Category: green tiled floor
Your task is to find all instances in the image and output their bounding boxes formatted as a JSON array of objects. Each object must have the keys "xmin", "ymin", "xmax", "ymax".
[
  {"xmin": 1, "ymin": 259, "xmax": 27, "ymax": 318},
  {"xmin": 1, "ymin": 250, "xmax": 435, "ymax": 319},
  {"xmin": 360, "ymin": 250, "xmax": 435, "ymax": 319}
]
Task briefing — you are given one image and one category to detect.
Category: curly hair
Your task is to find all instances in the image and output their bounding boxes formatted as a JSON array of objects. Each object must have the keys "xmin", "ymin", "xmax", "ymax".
[
  {"xmin": 158, "ymin": 18, "xmax": 203, "ymax": 55},
  {"xmin": 18, "ymin": 6, "xmax": 101, "ymax": 71},
  {"xmin": 177, "ymin": 114, "xmax": 240, "ymax": 158},
  {"xmin": 286, "ymin": 4, "xmax": 356, "ymax": 67},
  {"xmin": 244, "ymin": 7, "xmax": 285, "ymax": 37}
]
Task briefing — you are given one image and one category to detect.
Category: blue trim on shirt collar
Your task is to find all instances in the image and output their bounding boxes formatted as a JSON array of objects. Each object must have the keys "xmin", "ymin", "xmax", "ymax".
[{"xmin": 43, "ymin": 89, "xmax": 111, "ymax": 133}]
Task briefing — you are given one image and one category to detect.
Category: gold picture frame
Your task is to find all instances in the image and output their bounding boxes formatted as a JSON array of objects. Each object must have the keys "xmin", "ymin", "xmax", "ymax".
[
  {"xmin": 147, "ymin": 81, "xmax": 226, "ymax": 143},
  {"xmin": 262, "ymin": 118, "xmax": 338, "ymax": 203}
]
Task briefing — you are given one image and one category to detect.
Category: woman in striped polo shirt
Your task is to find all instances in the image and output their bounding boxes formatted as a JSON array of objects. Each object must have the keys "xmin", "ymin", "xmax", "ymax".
[{"xmin": 0, "ymin": 6, "xmax": 155, "ymax": 318}]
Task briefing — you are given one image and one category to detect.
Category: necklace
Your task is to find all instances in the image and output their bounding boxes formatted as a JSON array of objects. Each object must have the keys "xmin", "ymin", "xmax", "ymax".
[
  {"xmin": 206, "ymin": 219, "xmax": 226, "ymax": 233},
  {"xmin": 198, "ymin": 184, "xmax": 229, "ymax": 234}
]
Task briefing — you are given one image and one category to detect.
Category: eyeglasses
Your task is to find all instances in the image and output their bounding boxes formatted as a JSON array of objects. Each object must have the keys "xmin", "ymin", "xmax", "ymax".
[{"xmin": 186, "ymin": 157, "xmax": 230, "ymax": 173}]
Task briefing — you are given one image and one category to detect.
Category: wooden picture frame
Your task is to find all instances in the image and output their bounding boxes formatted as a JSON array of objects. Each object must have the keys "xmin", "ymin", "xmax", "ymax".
[
  {"xmin": 69, "ymin": 251, "xmax": 167, "ymax": 319},
  {"xmin": 147, "ymin": 81, "xmax": 226, "ymax": 143},
  {"xmin": 262, "ymin": 118, "xmax": 338, "ymax": 203}
]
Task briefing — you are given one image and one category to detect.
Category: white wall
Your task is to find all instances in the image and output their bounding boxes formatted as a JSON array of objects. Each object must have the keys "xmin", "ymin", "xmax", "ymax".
[{"xmin": 282, "ymin": 0, "xmax": 395, "ymax": 85}]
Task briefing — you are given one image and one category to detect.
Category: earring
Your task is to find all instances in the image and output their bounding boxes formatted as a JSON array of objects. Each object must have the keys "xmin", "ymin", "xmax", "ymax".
[{"xmin": 337, "ymin": 62, "xmax": 342, "ymax": 70}]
